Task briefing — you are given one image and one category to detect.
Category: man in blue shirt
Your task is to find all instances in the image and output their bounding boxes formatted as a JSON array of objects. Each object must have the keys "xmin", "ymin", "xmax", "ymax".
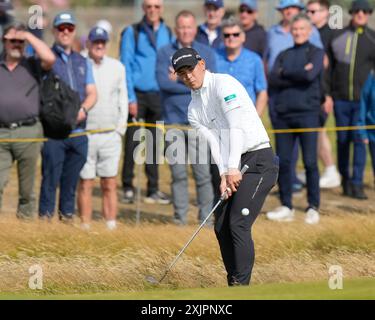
[
  {"xmin": 39, "ymin": 12, "xmax": 97, "ymax": 222},
  {"xmin": 196, "ymin": 0, "xmax": 225, "ymax": 49},
  {"xmin": 120, "ymin": 0, "xmax": 173, "ymax": 205},
  {"xmin": 216, "ymin": 17, "xmax": 267, "ymax": 116},
  {"xmin": 156, "ymin": 10, "xmax": 216, "ymax": 225}
]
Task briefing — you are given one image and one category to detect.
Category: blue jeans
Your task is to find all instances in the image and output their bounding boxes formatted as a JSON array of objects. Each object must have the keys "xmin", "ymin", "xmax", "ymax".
[
  {"xmin": 39, "ymin": 135, "xmax": 88, "ymax": 216},
  {"xmin": 274, "ymin": 115, "xmax": 320, "ymax": 209},
  {"xmin": 334, "ymin": 100, "xmax": 366, "ymax": 185}
]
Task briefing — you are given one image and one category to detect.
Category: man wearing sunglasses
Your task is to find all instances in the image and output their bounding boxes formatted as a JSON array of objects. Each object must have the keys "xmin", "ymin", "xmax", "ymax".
[
  {"xmin": 39, "ymin": 12, "xmax": 97, "ymax": 222},
  {"xmin": 216, "ymin": 17, "xmax": 267, "ymax": 116},
  {"xmin": 0, "ymin": 21, "xmax": 55, "ymax": 219},
  {"xmin": 325, "ymin": 0, "xmax": 375, "ymax": 200},
  {"xmin": 238, "ymin": 0, "xmax": 266, "ymax": 58},
  {"xmin": 196, "ymin": 0, "xmax": 225, "ymax": 49}
]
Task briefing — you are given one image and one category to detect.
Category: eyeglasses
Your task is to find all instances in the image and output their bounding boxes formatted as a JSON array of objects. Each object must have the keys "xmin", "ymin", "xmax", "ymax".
[
  {"xmin": 6, "ymin": 39, "xmax": 25, "ymax": 45},
  {"xmin": 56, "ymin": 24, "xmax": 75, "ymax": 33},
  {"xmin": 223, "ymin": 32, "xmax": 241, "ymax": 39},
  {"xmin": 146, "ymin": 4, "xmax": 161, "ymax": 9},
  {"xmin": 239, "ymin": 8, "xmax": 254, "ymax": 14}
]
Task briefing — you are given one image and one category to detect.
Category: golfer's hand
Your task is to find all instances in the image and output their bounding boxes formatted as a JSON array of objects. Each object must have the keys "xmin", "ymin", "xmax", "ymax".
[
  {"xmin": 226, "ymin": 168, "xmax": 242, "ymax": 193},
  {"xmin": 220, "ymin": 175, "xmax": 231, "ymax": 199}
]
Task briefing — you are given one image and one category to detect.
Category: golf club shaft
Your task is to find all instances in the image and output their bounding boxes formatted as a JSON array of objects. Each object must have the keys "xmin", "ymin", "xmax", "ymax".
[{"xmin": 158, "ymin": 164, "xmax": 249, "ymax": 283}]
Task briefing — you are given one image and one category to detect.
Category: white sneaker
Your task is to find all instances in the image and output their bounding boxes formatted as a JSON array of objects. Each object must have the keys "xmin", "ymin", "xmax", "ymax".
[
  {"xmin": 106, "ymin": 220, "xmax": 117, "ymax": 231},
  {"xmin": 266, "ymin": 206, "xmax": 295, "ymax": 222},
  {"xmin": 305, "ymin": 208, "xmax": 320, "ymax": 225},
  {"xmin": 81, "ymin": 223, "xmax": 91, "ymax": 231},
  {"xmin": 320, "ymin": 168, "xmax": 341, "ymax": 189}
]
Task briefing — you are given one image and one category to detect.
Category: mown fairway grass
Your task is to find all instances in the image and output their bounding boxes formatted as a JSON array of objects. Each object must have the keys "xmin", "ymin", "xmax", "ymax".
[{"xmin": 1, "ymin": 278, "xmax": 374, "ymax": 300}]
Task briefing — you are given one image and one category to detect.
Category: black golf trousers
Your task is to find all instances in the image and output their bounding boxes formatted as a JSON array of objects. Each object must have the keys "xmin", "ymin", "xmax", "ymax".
[{"xmin": 214, "ymin": 147, "xmax": 279, "ymax": 286}]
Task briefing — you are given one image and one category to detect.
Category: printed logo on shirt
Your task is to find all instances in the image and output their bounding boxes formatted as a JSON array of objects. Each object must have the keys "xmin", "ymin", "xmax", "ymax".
[{"xmin": 224, "ymin": 94, "xmax": 237, "ymax": 103}]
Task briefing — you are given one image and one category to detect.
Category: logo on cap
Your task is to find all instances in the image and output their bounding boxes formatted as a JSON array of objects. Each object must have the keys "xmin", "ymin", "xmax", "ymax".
[
  {"xmin": 60, "ymin": 13, "xmax": 72, "ymax": 20},
  {"xmin": 173, "ymin": 54, "xmax": 193, "ymax": 66}
]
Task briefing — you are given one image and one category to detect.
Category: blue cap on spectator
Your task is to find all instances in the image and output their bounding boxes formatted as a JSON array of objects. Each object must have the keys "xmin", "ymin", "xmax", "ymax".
[
  {"xmin": 240, "ymin": 0, "xmax": 258, "ymax": 10},
  {"xmin": 53, "ymin": 12, "xmax": 76, "ymax": 27},
  {"xmin": 204, "ymin": 0, "xmax": 224, "ymax": 8},
  {"xmin": 0, "ymin": 0, "xmax": 13, "ymax": 11},
  {"xmin": 276, "ymin": 0, "xmax": 305, "ymax": 10},
  {"xmin": 88, "ymin": 26, "xmax": 109, "ymax": 42}
]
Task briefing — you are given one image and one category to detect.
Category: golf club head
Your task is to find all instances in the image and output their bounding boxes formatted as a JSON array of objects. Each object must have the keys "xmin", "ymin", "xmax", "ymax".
[{"xmin": 145, "ymin": 275, "xmax": 159, "ymax": 285}]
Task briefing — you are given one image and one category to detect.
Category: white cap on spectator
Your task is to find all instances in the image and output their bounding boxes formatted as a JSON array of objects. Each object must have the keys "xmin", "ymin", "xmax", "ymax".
[{"xmin": 95, "ymin": 19, "xmax": 113, "ymax": 35}]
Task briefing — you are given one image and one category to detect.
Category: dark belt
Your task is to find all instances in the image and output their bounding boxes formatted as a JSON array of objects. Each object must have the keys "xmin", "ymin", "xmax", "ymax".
[{"xmin": 0, "ymin": 117, "xmax": 38, "ymax": 129}]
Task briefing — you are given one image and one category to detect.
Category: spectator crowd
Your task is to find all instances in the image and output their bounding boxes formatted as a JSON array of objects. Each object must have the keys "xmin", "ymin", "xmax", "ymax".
[{"xmin": 0, "ymin": 0, "xmax": 375, "ymax": 229}]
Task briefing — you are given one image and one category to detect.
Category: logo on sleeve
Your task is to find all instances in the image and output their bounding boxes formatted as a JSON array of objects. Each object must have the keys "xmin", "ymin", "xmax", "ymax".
[{"xmin": 224, "ymin": 94, "xmax": 237, "ymax": 103}]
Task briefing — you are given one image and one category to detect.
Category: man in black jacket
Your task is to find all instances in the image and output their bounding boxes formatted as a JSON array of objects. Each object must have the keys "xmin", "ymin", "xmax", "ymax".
[
  {"xmin": 326, "ymin": 0, "xmax": 375, "ymax": 199},
  {"xmin": 267, "ymin": 14, "xmax": 324, "ymax": 225}
]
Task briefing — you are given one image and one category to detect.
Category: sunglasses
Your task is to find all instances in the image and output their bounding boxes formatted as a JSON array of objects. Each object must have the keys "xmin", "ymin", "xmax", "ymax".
[
  {"xmin": 239, "ymin": 8, "xmax": 254, "ymax": 14},
  {"xmin": 6, "ymin": 39, "xmax": 25, "ymax": 45},
  {"xmin": 56, "ymin": 24, "xmax": 75, "ymax": 33},
  {"xmin": 223, "ymin": 32, "xmax": 241, "ymax": 39},
  {"xmin": 146, "ymin": 4, "xmax": 161, "ymax": 9},
  {"xmin": 352, "ymin": 9, "xmax": 373, "ymax": 14}
]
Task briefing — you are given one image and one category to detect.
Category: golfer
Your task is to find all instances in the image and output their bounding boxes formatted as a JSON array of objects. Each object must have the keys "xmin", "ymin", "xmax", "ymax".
[{"xmin": 172, "ymin": 47, "xmax": 279, "ymax": 286}]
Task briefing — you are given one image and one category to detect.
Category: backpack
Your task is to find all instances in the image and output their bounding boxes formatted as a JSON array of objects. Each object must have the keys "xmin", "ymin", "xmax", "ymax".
[
  {"xmin": 26, "ymin": 58, "xmax": 81, "ymax": 140},
  {"xmin": 39, "ymin": 72, "xmax": 81, "ymax": 139}
]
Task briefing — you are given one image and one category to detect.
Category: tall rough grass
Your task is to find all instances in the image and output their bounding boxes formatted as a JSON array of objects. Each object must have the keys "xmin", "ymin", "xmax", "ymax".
[{"xmin": 0, "ymin": 213, "xmax": 374, "ymax": 295}]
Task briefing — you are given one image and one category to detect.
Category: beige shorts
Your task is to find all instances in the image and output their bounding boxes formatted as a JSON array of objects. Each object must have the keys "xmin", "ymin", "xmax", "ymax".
[{"xmin": 80, "ymin": 131, "xmax": 122, "ymax": 179}]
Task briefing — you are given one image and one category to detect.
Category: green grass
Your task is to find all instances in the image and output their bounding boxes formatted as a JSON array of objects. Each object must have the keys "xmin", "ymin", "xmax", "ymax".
[{"xmin": 1, "ymin": 278, "xmax": 374, "ymax": 300}]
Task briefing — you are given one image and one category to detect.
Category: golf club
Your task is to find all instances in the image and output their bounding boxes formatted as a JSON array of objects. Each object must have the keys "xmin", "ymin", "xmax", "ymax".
[{"xmin": 145, "ymin": 164, "xmax": 249, "ymax": 285}]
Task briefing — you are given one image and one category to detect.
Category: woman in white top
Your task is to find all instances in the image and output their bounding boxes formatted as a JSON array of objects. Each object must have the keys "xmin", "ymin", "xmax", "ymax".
[{"xmin": 171, "ymin": 47, "xmax": 279, "ymax": 285}]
